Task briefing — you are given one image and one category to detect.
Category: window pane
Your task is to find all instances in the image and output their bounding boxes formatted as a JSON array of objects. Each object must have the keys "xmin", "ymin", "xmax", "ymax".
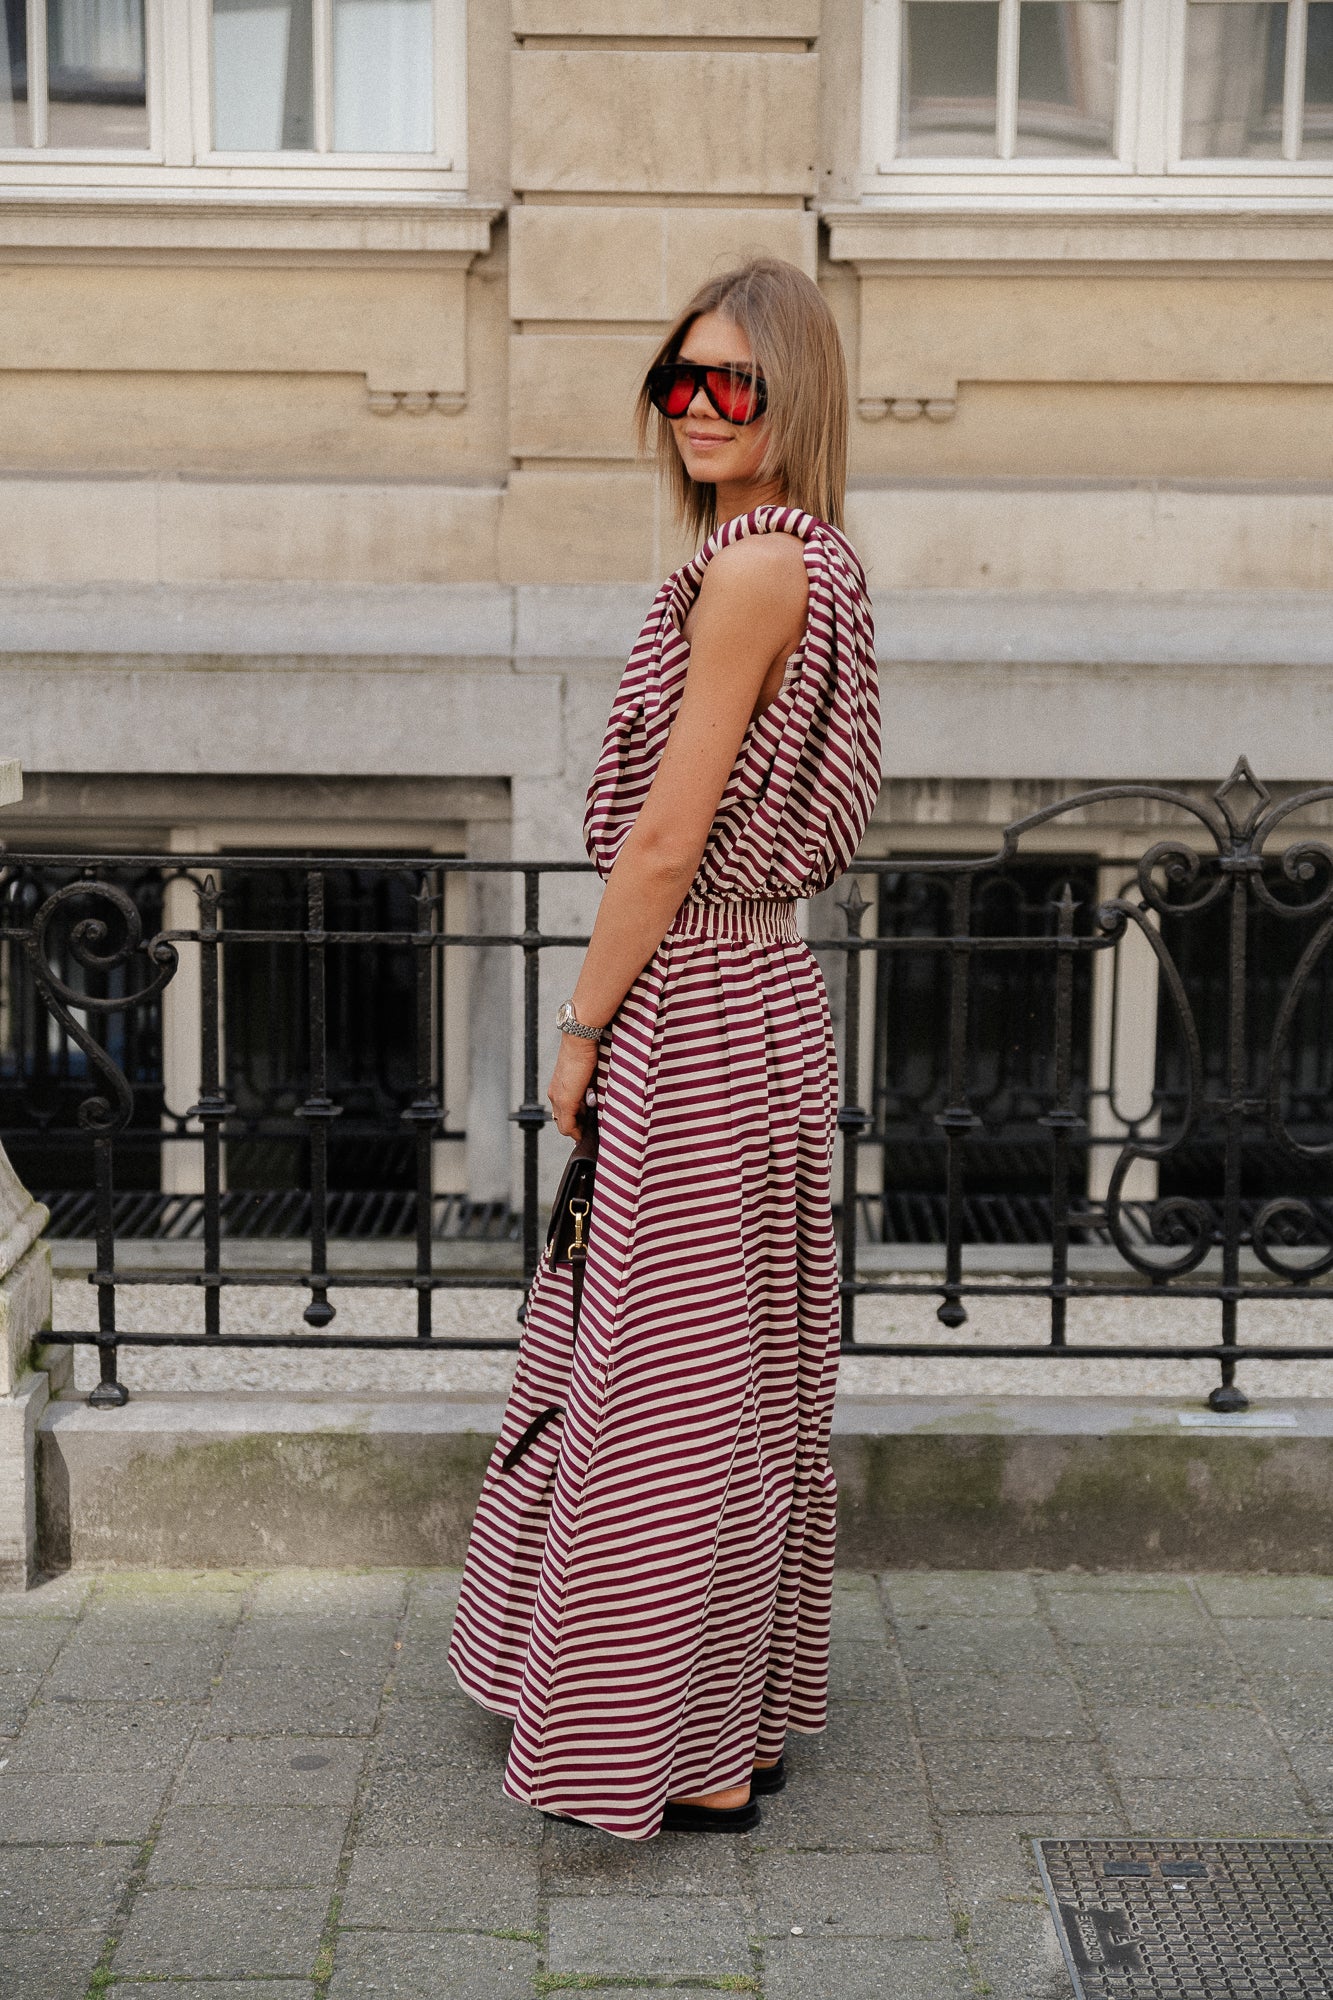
[
  {"xmin": 1015, "ymin": 2, "xmax": 1119, "ymax": 156},
  {"xmin": 900, "ymin": 2, "xmax": 1000, "ymax": 157},
  {"xmin": 1304, "ymin": 1, "xmax": 1333, "ymax": 157},
  {"xmin": 1182, "ymin": 2, "xmax": 1285, "ymax": 158},
  {"xmin": 0, "ymin": 0, "xmax": 29, "ymax": 147},
  {"xmin": 213, "ymin": 0, "xmax": 314, "ymax": 151},
  {"xmin": 333, "ymin": 0, "xmax": 432, "ymax": 152},
  {"xmin": 45, "ymin": 0, "xmax": 147, "ymax": 149}
]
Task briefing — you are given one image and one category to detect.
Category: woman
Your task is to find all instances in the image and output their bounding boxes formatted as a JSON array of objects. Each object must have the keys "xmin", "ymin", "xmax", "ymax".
[{"xmin": 447, "ymin": 257, "xmax": 881, "ymax": 1840}]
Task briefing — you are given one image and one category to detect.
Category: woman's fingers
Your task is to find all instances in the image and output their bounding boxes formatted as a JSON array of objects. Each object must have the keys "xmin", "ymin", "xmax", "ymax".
[
  {"xmin": 547, "ymin": 1037, "xmax": 600, "ymax": 1138},
  {"xmin": 546, "ymin": 1078, "xmax": 585, "ymax": 1138}
]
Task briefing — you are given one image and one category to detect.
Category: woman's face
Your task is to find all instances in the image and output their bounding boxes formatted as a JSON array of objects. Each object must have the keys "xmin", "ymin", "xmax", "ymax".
[{"xmin": 669, "ymin": 311, "xmax": 771, "ymax": 491}]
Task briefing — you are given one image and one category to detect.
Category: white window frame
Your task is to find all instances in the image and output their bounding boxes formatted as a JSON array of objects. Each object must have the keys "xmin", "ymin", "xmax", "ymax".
[
  {"xmin": 0, "ymin": 0, "xmax": 468, "ymax": 192},
  {"xmin": 862, "ymin": 0, "xmax": 1333, "ymax": 202}
]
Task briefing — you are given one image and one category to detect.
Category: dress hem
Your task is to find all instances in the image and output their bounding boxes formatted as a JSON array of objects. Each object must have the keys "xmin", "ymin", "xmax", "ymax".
[
  {"xmin": 452, "ymin": 1657, "xmax": 830, "ymax": 1841},
  {"xmin": 447, "ymin": 1658, "xmax": 521, "ymax": 1722}
]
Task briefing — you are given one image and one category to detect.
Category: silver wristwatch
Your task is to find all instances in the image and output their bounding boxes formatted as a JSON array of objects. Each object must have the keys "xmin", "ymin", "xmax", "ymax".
[{"xmin": 556, "ymin": 1000, "xmax": 604, "ymax": 1043}]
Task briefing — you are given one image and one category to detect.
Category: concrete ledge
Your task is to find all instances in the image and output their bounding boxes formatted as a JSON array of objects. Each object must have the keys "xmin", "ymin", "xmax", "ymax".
[
  {"xmin": 832, "ymin": 1395, "xmax": 1333, "ymax": 1572},
  {"xmin": 36, "ymin": 1391, "xmax": 1333, "ymax": 1575},
  {"xmin": 7, "ymin": 583, "xmax": 1333, "ymax": 669},
  {"xmin": 0, "ymin": 582, "xmax": 515, "ymax": 658},
  {"xmin": 10, "ymin": 663, "xmax": 564, "ymax": 779},
  {"xmin": 880, "ymin": 589, "xmax": 1333, "ymax": 668},
  {"xmin": 38, "ymin": 1392, "xmax": 501, "ymax": 1574}
]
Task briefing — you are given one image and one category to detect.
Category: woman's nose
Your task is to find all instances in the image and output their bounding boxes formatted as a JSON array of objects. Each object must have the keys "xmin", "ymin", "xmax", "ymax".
[{"xmin": 686, "ymin": 383, "xmax": 715, "ymax": 419}]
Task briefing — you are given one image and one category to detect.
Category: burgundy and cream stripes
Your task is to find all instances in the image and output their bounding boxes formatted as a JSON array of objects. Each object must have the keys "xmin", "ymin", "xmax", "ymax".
[{"xmin": 448, "ymin": 508, "xmax": 882, "ymax": 1840}]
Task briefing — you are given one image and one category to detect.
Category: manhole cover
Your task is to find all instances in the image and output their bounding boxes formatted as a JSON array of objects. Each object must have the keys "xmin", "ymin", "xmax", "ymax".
[{"xmin": 1035, "ymin": 1839, "xmax": 1333, "ymax": 1998}]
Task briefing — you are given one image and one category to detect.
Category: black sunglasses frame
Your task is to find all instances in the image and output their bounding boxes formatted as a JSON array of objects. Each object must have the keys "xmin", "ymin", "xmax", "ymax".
[{"xmin": 645, "ymin": 362, "xmax": 768, "ymax": 426}]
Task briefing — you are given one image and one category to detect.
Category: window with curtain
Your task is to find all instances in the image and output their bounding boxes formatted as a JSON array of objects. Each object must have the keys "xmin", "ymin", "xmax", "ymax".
[
  {"xmin": 0, "ymin": 1, "xmax": 27, "ymax": 148},
  {"xmin": 212, "ymin": 0, "xmax": 434, "ymax": 154},
  {"xmin": 1, "ymin": 0, "xmax": 148, "ymax": 149},
  {"xmin": 898, "ymin": 1, "xmax": 1121, "ymax": 159},
  {"xmin": 48, "ymin": 0, "xmax": 147, "ymax": 146},
  {"xmin": 0, "ymin": 0, "xmax": 459, "ymax": 163},
  {"xmin": 1183, "ymin": 0, "xmax": 1333, "ymax": 159},
  {"xmin": 866, "ymin": 0, "xmax": 1333, "ymax": 184}
]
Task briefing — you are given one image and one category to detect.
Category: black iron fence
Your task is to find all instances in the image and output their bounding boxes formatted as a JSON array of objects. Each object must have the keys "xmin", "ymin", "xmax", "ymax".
[{"xmin": 4, "ymin": 762, "xmax": 1332, "ymax": 1412}]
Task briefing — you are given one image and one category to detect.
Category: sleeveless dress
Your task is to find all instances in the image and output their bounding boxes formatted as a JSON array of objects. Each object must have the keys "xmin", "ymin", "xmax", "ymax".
[{"xmin": 447, "ymin": 505, "xmax": 882, "ymax": 1840}]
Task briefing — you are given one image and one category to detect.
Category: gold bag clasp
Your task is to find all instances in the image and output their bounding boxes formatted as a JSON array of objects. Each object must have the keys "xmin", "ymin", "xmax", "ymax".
[{"xmin": 568, "ymin": 1198, "xmax": 590, "ymax": 1256}]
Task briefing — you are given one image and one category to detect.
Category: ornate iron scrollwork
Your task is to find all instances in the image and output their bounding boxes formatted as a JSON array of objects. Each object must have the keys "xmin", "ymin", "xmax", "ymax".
[
  {"xmin": 24, "ymin": 876, "xmax": 178, "ymax": 1136},
  {"xmin": 14, "ymin": 872, "xmax": 180, "ymax": 1409},
  {"xmin": 1095, "ymin": 895, "xmax": 1214, "ymax": 1281}
]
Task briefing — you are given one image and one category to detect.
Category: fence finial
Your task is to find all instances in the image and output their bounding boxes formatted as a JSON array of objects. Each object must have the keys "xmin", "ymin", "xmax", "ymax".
[{"xmin": 1214, "ymin": 758, "xmax": 1271, "ymax": 837}]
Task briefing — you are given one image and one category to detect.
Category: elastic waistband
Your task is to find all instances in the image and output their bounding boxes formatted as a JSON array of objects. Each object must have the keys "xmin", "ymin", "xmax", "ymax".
[{"xmin": 668, "ymin": 899, "xmax": 800, "ymax": 944}]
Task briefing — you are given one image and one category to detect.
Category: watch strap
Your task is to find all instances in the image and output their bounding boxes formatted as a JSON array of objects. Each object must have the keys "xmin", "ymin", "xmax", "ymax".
[{"xmin": 557, "ymin": 1001, "xmax": 603, "ymax": 1042}]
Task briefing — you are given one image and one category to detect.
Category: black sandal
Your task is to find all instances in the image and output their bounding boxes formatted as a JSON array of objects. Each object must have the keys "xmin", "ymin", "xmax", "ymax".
[
  {"xmin": 751, "ymin": 1756, "xmax": 786, "ymax": 1796},
  {"xmin": 661, "ymin": 1796, "xmax": 760, "ymax": 1833}
]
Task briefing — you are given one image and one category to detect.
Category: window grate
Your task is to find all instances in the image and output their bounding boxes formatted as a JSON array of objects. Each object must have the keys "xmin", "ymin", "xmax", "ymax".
[
  {"xmin": 40, "ymin": 1187, "xmax": 521, "ymax": 1243},
  {"xmin": 858, "ymin": 1192, "xmax": 1333, "ymax": 1248}
]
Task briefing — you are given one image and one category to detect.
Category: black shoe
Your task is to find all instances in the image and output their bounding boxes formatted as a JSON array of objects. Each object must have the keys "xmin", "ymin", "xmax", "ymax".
[
  {"xmin": 661, "ymin": 1796, "xmax": 760, "ymax": 1833},
  {"xmin": 751, "ymin": 1756, "xmax": 786, "ymax": 1796}
]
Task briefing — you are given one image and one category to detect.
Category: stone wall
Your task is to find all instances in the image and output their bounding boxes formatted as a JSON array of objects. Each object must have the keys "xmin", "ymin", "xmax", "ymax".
[
  {"xmin": 0, "ymin": 5, "xmax": 1329, "ymax": 593},
  {"xmin": 2, "ymin": 0, "xmax": 1332, "ymax": 1215}
]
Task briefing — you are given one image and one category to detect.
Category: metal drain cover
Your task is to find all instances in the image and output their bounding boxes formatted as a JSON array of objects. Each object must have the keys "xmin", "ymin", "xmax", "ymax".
[{"xmin": 1035, "ymin": 1839, "xmax": 1333, "ymax": 1998}]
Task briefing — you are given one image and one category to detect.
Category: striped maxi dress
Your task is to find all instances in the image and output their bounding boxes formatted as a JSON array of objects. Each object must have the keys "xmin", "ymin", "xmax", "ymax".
[{"xmin": 447, "ymin": 505, "xmax": 882, "ymax": 1840}]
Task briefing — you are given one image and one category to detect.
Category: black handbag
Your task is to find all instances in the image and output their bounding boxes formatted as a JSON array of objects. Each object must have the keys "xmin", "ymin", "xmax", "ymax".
[{"xmin": 500, "ymin": 1101, "xmax": 598, "ymax": 1474}]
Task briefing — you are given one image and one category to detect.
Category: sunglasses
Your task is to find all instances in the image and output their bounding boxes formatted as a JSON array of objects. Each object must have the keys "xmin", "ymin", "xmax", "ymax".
[{"xmin": 645, "ymin": 361, "xmax": 768, "ymax": 426}]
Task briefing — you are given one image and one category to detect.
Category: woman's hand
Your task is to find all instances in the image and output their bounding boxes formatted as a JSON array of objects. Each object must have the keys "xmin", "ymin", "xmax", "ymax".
[{"xmin": 547, "ymin": 1032, "xmax": 599, "ymax": 1139}]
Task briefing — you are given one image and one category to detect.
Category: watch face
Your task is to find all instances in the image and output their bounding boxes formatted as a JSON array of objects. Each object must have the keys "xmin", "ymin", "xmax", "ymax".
[{"xmin": 556, "ymin": 1002, "xmax": 574, "ymax": 1031}]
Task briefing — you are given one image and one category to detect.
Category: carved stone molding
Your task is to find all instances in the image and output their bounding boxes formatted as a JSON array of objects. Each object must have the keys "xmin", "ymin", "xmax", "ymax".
[
  {"xmin": 843, "ymin": 262, "xmax": 1333, "ymax": 426},
  {"xmin": 0, "ymin": 193, "xmax": 499, "ymax": 260},
  {"xmin": 368, "ymin": 389, "xmax": 469, "ymax": 416},
  {"xmin": 0, "ymin": 196, "xmax": 499, "ymax": 417},
  {"xmin": 829, "ymin": 202, "xmax": 1333, "ymax": 439},
  {"xmin": 0, "ymin": 259, "xmax": 482, "ymax": 415},
  {"xmin": 858, "ymin": 396, "xmax": 956, "ymax": 423},
  {"xmin": 822, "ymin": 203, "xmax": 1333, "ymax": 270}
]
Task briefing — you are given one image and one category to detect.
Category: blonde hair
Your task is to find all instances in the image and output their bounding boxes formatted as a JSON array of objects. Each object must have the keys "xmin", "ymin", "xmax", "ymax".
[{"xmin": 635, "ymin": 256, "xmax": 848, "ymax": 541}]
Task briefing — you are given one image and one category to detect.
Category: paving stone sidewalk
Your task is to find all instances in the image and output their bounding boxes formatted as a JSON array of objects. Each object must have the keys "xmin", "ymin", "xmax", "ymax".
[{"xmin": 2, "ymin": 1566, "xmax": 1332, "ymax": 1999}]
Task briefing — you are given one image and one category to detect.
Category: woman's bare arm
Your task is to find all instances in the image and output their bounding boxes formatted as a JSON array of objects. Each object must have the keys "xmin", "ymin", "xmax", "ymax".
[
  {"xmin": 572, "ymin": 535, "xmax": 807, "ymax": 1025},
  {"xmin": 547, "ymin": 533, "xmax": 807, "ymax": 1135}
]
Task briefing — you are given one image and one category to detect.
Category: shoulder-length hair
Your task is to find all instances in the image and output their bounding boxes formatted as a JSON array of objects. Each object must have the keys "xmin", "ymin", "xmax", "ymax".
[{"xmin": 635, "ymin": 256, "xmax": 848, "ymax": 542}]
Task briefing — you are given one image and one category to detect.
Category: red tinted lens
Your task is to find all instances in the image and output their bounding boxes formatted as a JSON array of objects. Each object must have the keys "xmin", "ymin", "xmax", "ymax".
[
  {"xmin": 706, "ymin": 369, "xmax": 760, "ymax": 422},
  {"xmin": 650, "ymin": 367, "xmax": 696, "ymax": 417}
]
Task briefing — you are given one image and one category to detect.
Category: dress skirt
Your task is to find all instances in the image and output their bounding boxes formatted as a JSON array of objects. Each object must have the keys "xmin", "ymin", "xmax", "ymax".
[{"xmin": 447, "ymin": 897, "xmax": 842, "ymax": 1841}]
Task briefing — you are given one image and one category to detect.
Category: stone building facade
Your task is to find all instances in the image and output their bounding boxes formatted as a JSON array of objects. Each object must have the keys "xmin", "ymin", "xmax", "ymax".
[{"xmin": 2, "ymin": 0, "xmax": 1332, "ymax": 1208}]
